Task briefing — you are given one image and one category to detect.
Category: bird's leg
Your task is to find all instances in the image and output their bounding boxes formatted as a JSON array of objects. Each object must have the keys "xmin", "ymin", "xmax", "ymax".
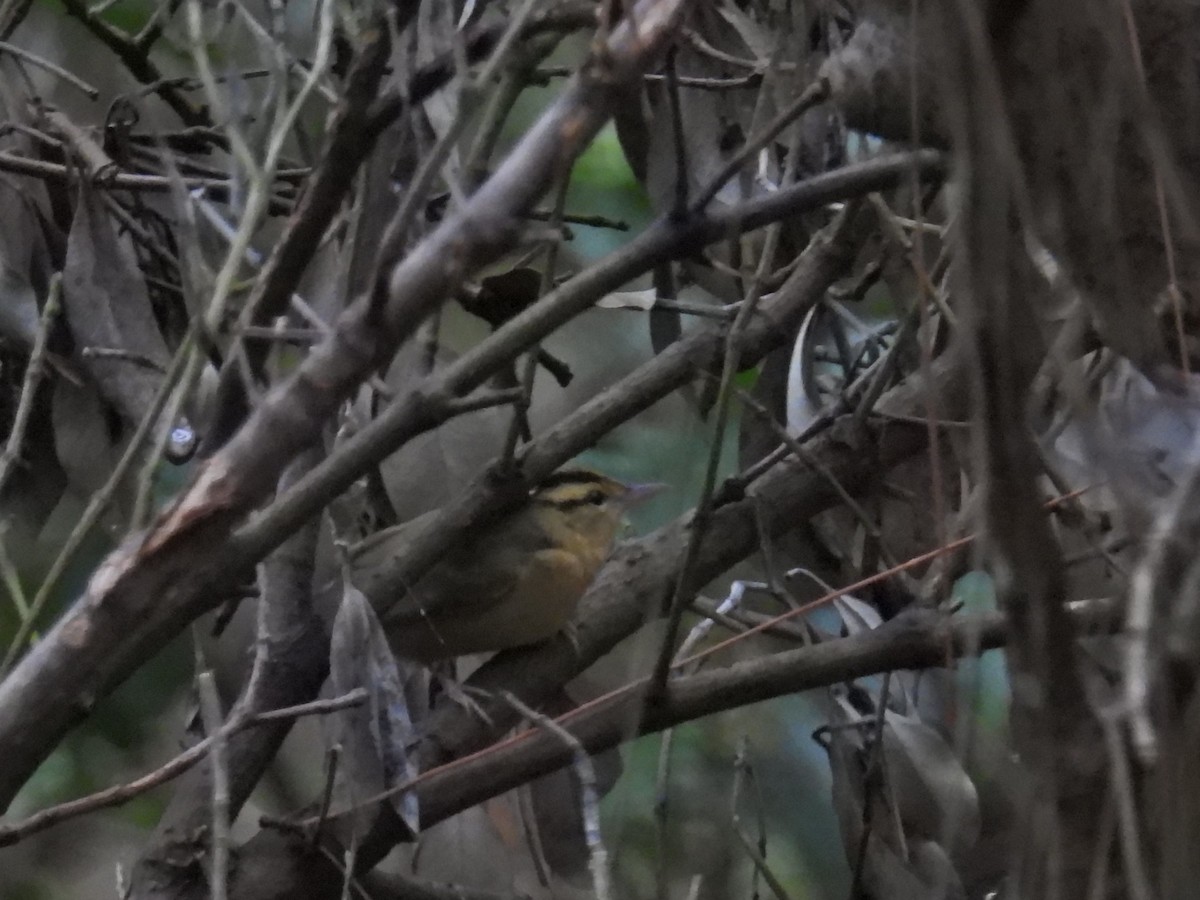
[{"xmin": 429, "ymin": 665, "xmax": 495, "ymax": 726}]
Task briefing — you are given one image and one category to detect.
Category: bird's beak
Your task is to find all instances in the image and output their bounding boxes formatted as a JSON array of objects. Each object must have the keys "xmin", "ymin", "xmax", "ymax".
[{"xmin": 622, "ymin": 481, "xmax": 667, "ymax": 505}]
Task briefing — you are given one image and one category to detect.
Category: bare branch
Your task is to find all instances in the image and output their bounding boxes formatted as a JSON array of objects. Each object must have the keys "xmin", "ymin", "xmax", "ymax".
[
  {"xmin": 58, "ymin": 0, "xmax": 206, "ymax": 125},
  {"xmin": 128, "ymin": 450, "xmax": 328, "ymax": 897},
  {"xmin": 0, "ymin": 274, "xmax": 60, "ymax": 497},
  {"xmin": 0, "ymin": 0, "xmax": 692, "ymax": 814},
  {"xmin": 0, "ymin": 690, "xmax": 366, "ymax": 848}
]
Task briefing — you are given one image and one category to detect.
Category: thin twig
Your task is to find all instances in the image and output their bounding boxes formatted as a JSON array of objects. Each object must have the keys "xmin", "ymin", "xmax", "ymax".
[
  {"xmin": 515, "ymin": 782, "xmax": 554, "ymax": 888},
  {"xmin": 1120, "ymin": 0, "xmax": 1189, "ymax": 376},
  {"xmin": 445, "ymin": 387, "xmax": 526, "ymax": 416},
  {"xmin": 677, "ymin": 581, "xmax": 755, "ymax": 662},
  {"xmin": 690, "ymin": 78, "xmax": 829, "ymax": 213},
  {"xmin": 1085, "ymin": 671, "xmax": 1153, "ymax": 900},
  {"xmin": 848, "ymin": 672, "xmax": 894, "ymax": 897},
  {"xmin": 731, "ymin": 738, "xmax": 791, "ymax": 900},
  {"xmin": 0, "ymin": 150, "xmax": 293, "ymax": 210},
  {"xmin": 665, "ymin": 46, "xmax": 689, "ymax": 219},
  {"xmin": 650, "ymin": 117, "xmax": 828, "ymax": 696},
  {"xmin": 0, "ymin": 327, "xmax": 198, "ymax": 674},
  {"xmin": 79, "ymin": 346, "xmax": 166, "ymax": 371},
  {"xmin": 527, "ymin": 208, "xmax": 629, "ymax": 230},
  {"xmin": 645, "ymin": 70, "xmax": 763, "ymax": 91},
  {"xmin": 0, "ymin": 689, "xmax": 367, "ymax": 848},
  {"xmin": 502, "ymin": 169, "xmax": 571, "ymax": 461},
  {"xmin": 0, "ymin": 274, "xmax": 60, "ymax": 496},
  {"xmin": 653, "ymin": 727, "xmax": 674, "ymax": 900},
  {"xmin": 341, "ymin": 828, "xmax": 359, "ymax": 900},
  {"xmin": 502, "ymin": 692, "xmax": 613, "ymax": 900},
  {"xmin": 59, "ymin": 0, "xmax": 206, "ymax": 125},
  {"xmin": 0, "ymin": 523, "xmax": 30, "ymax": 628},
  {"xmin": 464, "ymin": 69, "xmax": 529, "ymax": 190},
  {"xmin": 197, "ymin": 671, "xmax": 230, "ymax": 900},
  {"xmin": 310, "ymin": 744, "xmax": 341, "ymax": 849},
  {"xmin": 737, "ymin": 385, "xmax": 902, "ymax": 571},
  {"xmin": 192, "ymin": 0, "xmax": 335, "ymax": 339},
  {"xmin": 0, "ymin": 39, "xmax": 100, "ymax": 97}
]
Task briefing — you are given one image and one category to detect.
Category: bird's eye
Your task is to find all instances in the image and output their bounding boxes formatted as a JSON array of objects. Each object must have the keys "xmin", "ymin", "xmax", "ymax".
[{"xmin": 585, "ymin": 489, "xmax": 607, "ymax": 506}]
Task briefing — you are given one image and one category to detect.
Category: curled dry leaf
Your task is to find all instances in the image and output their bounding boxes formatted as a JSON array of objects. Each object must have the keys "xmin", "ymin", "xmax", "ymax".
[
  {"xmin": 0, "ymin": 178, "xmax": 54, "ymax": 351},
  {"xmin": 822, "ymin": 608, "xmax": 980, "ymax": 858},
  {"xmin": 330, "ymin": 578, "xmax": 420, "ymax": 835},
  {"xmin": 820, "ymin": 692, "xmax": 870, "ymax": 863},
  {"xmin": 62, "ymin": 184, "xmax": 172, "ymax": 431},
  {"xmin": 834, "ymin": 592, "xmax": 884, "ymax": 634},
  {"xmin": 882, "ymin": 712, "xmax": 980, "ymax": 860},
  {"xmin": 819, "ymin": 693, "xmax": 970, "ymax": 899},
  {"xmin": 51, "ymin": 377, "xmax": 125, "ymax": 523}
]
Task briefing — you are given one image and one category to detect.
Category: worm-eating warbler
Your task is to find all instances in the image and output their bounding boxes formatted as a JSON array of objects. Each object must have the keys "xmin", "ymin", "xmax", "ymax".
[{"xmin": 349, "ymin": 469, "xmax": 659, "ymax": 662}]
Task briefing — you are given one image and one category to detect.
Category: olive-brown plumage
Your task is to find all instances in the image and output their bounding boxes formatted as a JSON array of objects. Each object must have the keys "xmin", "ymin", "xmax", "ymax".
[{"xmin": 348, "ymin": 470, "xmax": 655, "ymax": 662}]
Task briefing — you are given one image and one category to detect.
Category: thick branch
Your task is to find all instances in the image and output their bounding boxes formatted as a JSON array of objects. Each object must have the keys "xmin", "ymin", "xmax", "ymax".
[
  {"xmin": 418, "ymin": 606, "xmax": 1002, "ymax": 824},
  {"xmin": 0, "ymin": 149, "xmax": 939, "ymax": 820},
  {"xmin": 129, "ymin": 450, "xmax": 328, "ymax": 900},
  {"xmin": 0, "ymin": 151, "xmax": 942, "ymax": 818},
  {"xmin": 233, "ymin": 153, "xmax": 946, "ymax": 582},
  {"xmin": 202, "ymin": 4, "xmax": 600, "ymax": 451},
  {"xmin": 417, "ymin": 352, "xmax": 970, "ymax": 775},
  {"xmin": 281, "ymin": 353, "xmax": 970, "ymax": 883},
  {"xmin": 0, "ymin": 0, "xmax": 691, "ymax": 812}
]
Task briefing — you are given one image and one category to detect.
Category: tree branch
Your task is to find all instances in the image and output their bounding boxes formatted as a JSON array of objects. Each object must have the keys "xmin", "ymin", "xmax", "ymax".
[
  {"xmin": 233, "ymin": 152, "xmax": 946, "ymax": 584},
  {"xmin": 58, "ymin": 0, "xmax": 206, "ymax": 126},
  {"xmin": 0, "ymin": 0, "xmax": 691, "ymax": 814},
  {"xmin": 234, "ymin": 350, "xmax": 970, "ymax": 888},
  {"xmin": 128, "ymin": 450, "xmax": 328, "ymax": 899},
  {"xmin": 201, "ymin": 3, "xmax": 601, "ymax": 452}
]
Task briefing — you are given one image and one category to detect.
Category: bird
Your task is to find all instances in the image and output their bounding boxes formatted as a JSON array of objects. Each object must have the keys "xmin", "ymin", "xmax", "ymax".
[{"xmin": 348, "ymin": 469, "xmax": 661, "ymax": 662}]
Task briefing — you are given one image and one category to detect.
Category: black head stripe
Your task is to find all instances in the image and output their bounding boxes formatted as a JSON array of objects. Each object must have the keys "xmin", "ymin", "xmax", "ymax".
[
  {"xmin": 543, "ymin": 496, "xmax": 597, "ymax": 511},
  {"xmin": 534, "ymin": 469, "xmax": 606, "ymax": 491}
]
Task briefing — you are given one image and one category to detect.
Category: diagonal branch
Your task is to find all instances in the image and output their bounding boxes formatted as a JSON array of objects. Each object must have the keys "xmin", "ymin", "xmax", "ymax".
[
  {"xmin": 409, "ymin": 594, "xmax": 1117, "ymax": 836},
  {"xmin": 58, "ymin": 0, "xmax": 205, "ymax": 126},
  {"xmin": 235, "ymin": 214, "xmax": 964, "ymax": 884},
  {"xmin": 201, "ymin": 3, "xmax": 601, "ymax": 451},
  {"xmin": 227, "ymin": 353, "xmax": 975, "ymax": 896},
  {"xmin": 0, "ymin": 0, "xmax": 691, "ymax": 814},
  {"xmin": 127, "ymin": 449, "xmax": 328, "ymax": 898},
  {"xmin": 413, "ymin": 352, "xmax": 970, "ymax": 780},
  {"xmin": 232, "ymin": 153, "xmax": 946, "ymax": 587},
  {"xmin": 0, "ymin": 168, "xmax": 944, "ymax": 865}
]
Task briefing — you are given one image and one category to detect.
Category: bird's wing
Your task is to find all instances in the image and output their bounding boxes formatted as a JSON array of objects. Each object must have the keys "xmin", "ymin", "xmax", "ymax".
[
  {"xmin": 382, "ymin": 550, "xmax": 520, "ymax": 626},
  {"xmin": 363, "ymin": 511, "xmax": 553, "ymax": 626}
]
